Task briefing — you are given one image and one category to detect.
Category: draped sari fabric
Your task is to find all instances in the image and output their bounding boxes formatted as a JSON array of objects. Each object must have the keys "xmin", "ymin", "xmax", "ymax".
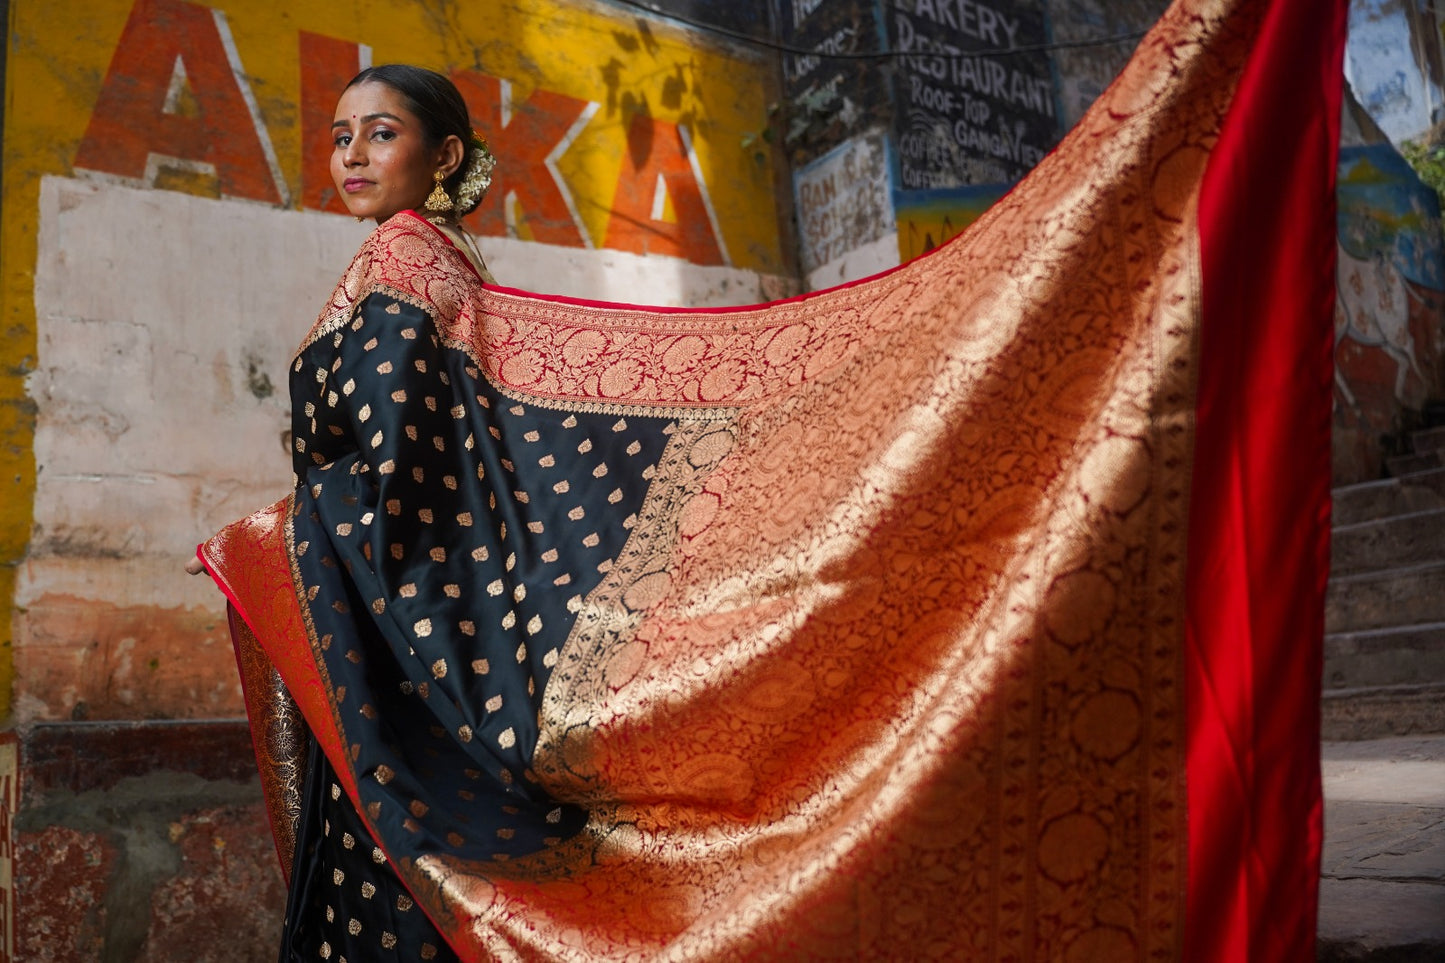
[
  {"xmin": 201, "ymin": 0, "xmax": 1343, "ymax": 957},
  {"xmin": 1187, "ymin": 0, "xmax": 1343, "ymax": 958}
]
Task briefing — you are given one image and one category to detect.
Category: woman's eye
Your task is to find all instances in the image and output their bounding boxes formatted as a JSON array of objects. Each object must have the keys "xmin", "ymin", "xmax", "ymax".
[
  {"xmin": 334, "ymin": 134, "xmax": 351, "ymax": 148},
  {"xmin": 372, "ymin": 128, "xmax": 395, "ymax": 142}
]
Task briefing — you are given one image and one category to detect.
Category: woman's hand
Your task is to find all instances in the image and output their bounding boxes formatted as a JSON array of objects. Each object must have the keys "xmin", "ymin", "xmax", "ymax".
[{"xmin": 185, "ymin": 555, "xmax": 206, "ymax": 576}]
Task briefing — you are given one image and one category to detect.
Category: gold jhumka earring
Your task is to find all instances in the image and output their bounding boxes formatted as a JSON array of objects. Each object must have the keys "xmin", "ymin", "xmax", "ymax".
[{"xmin": 424, "ymin": 170, "xmax": 454, "ymax": 213}]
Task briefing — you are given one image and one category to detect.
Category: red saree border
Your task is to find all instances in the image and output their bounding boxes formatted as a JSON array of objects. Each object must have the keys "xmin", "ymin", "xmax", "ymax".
[
  {"xmin": 198, "ymin": 504, "xmax": 360, "ymax": 808},
  {"xmin": 1188, "ymin": 0, "xmax": 1344, "ymax": 957},
  {"xmin": 477, "ymin": 262, "xmax": 902, "ymax": 315}
]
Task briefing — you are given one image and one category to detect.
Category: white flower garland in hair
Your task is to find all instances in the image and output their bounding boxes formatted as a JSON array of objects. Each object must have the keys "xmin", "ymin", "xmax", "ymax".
[{"xmin": 454, "ymin": 131, "xmax": 496, "ymax": 215}]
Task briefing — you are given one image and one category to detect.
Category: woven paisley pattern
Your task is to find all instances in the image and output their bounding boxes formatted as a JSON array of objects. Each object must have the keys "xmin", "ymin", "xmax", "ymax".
[{"xmin": 202, "ymin": 0, "xmax": 1291, "ymax": 958}]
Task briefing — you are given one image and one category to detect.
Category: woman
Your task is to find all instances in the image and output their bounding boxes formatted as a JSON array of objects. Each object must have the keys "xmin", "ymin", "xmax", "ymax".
[
  {"xmin": 330, "ymin": 64, "xmax": 496, "ymax": 274},
  {"xmin": 200, "ymin": 65, "xmax": 517, "ymax": 960},
  {"xmin": 196, "ymin": 3, "xmax": 1337, "ymax": 956}
]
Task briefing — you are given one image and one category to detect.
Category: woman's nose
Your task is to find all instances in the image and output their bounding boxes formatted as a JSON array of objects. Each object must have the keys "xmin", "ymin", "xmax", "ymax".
[{"xmin": 343, "ymin": 139, "xmax": 364, "ymax": 166}]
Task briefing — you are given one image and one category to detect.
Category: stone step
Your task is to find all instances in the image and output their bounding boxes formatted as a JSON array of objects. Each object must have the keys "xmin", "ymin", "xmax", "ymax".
[
  {"xmin": 1332, "ymin": 468, "xmax": 1445, "ymax": 527},
  {"xmin": 1324, "ymin": 622, "xmax": 1445, "ymax": 690},
  {"xmin": 1411, "ymin": 425, "xmax": 1445, "ymax": 455},
  {"xmin": 1331, "ymin": 507, "xmax": 1445, "ymax": 576},
  {"xmin": 1316, "ymin": 735, "xmax": 1445, "ymax": 959},
  {"xmin": 1387, "ymin": 449, "xmax": 1445, "ymax": 477},
  {"xmin": 1321, "ymin": 683, "xmax": 1445, "ymax": 741},
  {"xmin": 1326, "ymin": 561, "xmax": 1445, "ymax": 635}
]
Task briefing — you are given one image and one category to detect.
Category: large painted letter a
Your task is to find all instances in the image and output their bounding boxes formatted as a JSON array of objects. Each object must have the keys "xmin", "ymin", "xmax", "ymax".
[{"xmin": 74, "ymin": 0, "xmax": 285, "ymax": 204}]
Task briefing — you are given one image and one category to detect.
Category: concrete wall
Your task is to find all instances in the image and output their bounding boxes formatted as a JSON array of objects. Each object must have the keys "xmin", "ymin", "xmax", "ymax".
[{"xmin": 1, "ymin": 0, "xmax": 793, "ymax": 953}]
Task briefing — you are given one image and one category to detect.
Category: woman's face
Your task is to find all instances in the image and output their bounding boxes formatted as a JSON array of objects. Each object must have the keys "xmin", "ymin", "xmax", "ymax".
[{"xmin": 331, "ymin": 82, "xmax": 444, "ymax": 224}]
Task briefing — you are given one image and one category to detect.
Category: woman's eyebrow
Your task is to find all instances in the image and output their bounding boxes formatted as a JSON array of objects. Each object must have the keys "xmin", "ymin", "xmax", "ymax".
[{"xmin": 331, "ymin": 112, "xmax": 406, "ymax": 129}]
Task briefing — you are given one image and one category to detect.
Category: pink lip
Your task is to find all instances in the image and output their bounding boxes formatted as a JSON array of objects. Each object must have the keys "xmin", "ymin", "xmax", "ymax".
[{"xmin": 343, "ymin": 178, "xmax": 372, "ymax": 193}]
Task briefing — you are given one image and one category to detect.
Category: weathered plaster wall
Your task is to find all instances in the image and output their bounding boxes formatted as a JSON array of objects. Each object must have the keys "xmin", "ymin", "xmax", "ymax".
[
  {"xmin": 1334, "ymin": 98, "xmax": 1445, "ymax": 482},
  {"xmin": 0, "ymin": 0, "xmax": 793, "ymax": 952},
  {"xmin": 1334, "ymin": 0, "xmax": 1445, "ymax": 480},
  {"xmin": 3, "ymin": 0, "xmax": 795, "ymax": 730}
]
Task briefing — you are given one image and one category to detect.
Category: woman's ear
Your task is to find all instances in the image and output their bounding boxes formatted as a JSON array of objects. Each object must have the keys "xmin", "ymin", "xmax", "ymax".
[{"xmin": 436, "ymin": 134, "xmax": 465, "ymax": 180}]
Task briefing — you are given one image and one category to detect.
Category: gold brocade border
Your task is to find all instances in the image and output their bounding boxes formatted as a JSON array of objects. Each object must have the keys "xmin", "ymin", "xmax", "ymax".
[
  {"xmin": 404, "ymin": 226, "xmax": 1206, "ymax": 961},
  {"xmin": 296, "ymin": 213, "xmax": 879, "ymax": 411},
  {"xmin": 229, "ymin": 609, "xmax": 307, "ymax": 883},
  {"xmin": 485, "ymin": 375, "xmax": 740, "ymax": 422},
  {"xmin": 201, "ymin": 497, "xmax": 362, "ymax": 811},
  {"xmin": 535, "ymin": 418, "xmax": 741, "ymax": 787},
  {"xmin": 398, "ymin": 415, "xmax": 744, "ymax": 944}
]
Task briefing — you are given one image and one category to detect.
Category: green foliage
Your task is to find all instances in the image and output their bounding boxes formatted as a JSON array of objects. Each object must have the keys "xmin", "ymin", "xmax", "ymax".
[{"xmin": 1400, "ymin": 138, "xmax": 1445, "ymax": 206}]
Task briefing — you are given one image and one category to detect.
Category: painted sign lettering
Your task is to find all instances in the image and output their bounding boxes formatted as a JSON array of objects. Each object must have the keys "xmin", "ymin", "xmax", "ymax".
[
  {"xmin": 75, "ymin": 0, "xmax": 287, "ymax": 204},
  {"xmin": 794, "ymin": 133, "xmax": 892, "ymax": 272},
  {"xmin": 778, "ymin": 0, "xmax": 889, "ymax": 167},
  {"xmin": 73, "ymin": 0, "xmax": 745, "ymax": 267},
  {"xmin": 890, "ymin": 0, "xmax": 1058, "ymax": 188}
]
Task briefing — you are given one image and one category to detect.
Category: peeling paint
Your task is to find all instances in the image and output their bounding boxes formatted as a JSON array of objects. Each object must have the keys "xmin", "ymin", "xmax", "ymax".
[
  {"xmin": 4, "ymin": 0, "xmax": 795, "ymax": 729},
  {"xmin": 1, "ymin": 2, "xmax": 796, "ymax": 939}
]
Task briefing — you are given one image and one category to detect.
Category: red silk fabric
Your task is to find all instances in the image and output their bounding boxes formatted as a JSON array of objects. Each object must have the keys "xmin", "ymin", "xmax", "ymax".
[{"xmin": 1189, "ymin": 0, "xmax": 1344, "ymax": 957}]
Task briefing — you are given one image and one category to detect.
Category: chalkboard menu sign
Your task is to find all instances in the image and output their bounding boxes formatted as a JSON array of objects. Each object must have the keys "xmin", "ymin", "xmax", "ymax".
[
  {"xmin": 889, "ymin": 0, "xmax": 1060, "ymax": 187},
  {"xmin": 778, "ymin": 0, "xmax": 890, "ymax": 166}
]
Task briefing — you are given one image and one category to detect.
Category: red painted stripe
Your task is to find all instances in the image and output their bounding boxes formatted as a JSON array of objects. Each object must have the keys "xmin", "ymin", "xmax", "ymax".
[{"xmin": 1188, "ymin": 0, "xmax": 1344, "ymax": 958}]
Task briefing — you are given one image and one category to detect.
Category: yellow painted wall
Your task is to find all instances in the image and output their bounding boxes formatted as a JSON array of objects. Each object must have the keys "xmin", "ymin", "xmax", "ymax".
[
  {"xmin": 1, "ymin": 0, "xmax": 789, "ymax": 724},
  {"xmin": 7, "ymin": 0, "xmax": 786, "ymax": 263}
]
